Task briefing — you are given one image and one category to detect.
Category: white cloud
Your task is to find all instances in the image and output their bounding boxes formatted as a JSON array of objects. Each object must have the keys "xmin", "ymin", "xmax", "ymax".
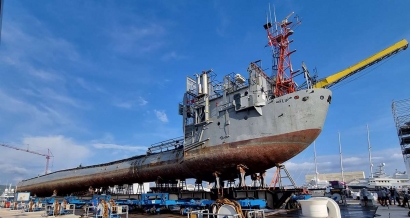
[
  {"xmin": 99, "ymin": 133, "xmax": 115, "ymax": 143},
  {"xmin": 93, "ymin": 143, "xmax": 147, "ymax": 151},
  {"xmin": 22, "ymin": 136, "xmax": 91, "ymax": 169},
  {"xmin": 0, "ymin": 163, "xmax": 29, "ymax": 175},
  {"xmin": 0, "ymin": 89, "xmax": 73, "ymax": 128},
  {"xmin": 343, "ymin": 157, "xmax": 362, "ymax": 164},
  {"xmin": 391, "ymin": 153, "xmax": 404, "ymax": 159},
  {"xmin": 114, "ymin": 102, "xmax": 133, "ymax": 109},
  {"xmin": 213, "ymin": 2, "xmax": 230, "ymax": 37},
  {"xmin": 76, "ymin": 78, "xmax": 105, "ymax": 93},
  {"xmin": 110, "ymin": 23, "xmax": 166, "ymax": 55},
  {"xmin": 29, "ymin": 69, "xmax": 63, "ymax": 82},
  {"xmin": 161, "ymin": 51, "xmax": 186, "ymax": 61},
  {"xmin": 154, "ymin": 110, "xmax": 168, "ymax": 122},
  {"xmin": 1, "ymin": 20, "xmax": 80, "ymax": 80},
  {"xmin": 138, "ymin": 97, "xmax": 148, "ymax": 106},
  {"xmin": 114, "ymin": 96, "xmax": 148, "ymax": 109},
  {"xmin": 39, "ymin": 88, "xmax": 87, "ymax": 109},
  {"xmin": 0, "ymin": 17, "xmax": 87, "ymax": 137},
  {"xmin": 20, "ymin": 87, "xmax": 86, "ymax": 109},
  {"xmin": 285, "ymin": 161, "xmax": 315, "ymax": 171}
]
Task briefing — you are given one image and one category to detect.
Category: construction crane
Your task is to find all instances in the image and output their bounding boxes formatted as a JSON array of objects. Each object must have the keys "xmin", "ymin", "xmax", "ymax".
[
  {"xmin": 313, "ymin": 39, "xmax": 408, "ymax": 89},
  {"xmin": 0, "ymin": 143, "xmax": 53, "ymax": 175}
]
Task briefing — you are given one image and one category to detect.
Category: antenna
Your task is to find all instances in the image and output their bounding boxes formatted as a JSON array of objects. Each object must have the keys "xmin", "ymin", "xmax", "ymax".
[
  {"xmin": 273, "ymin": 4, "xmax": 278, "ymax": 32},
  {"xmin": 269, "ymin": 3, "xmax": 277, "ymax": 33},
  {"xmin": 339, "ymin": 132, "xmax": 345, "ymax": 182},
  {"xmin": 367, "ymin": 124, "xmax": 373, "ymax": 178},
  {"xmin": 302, "ymin": 62, "xmax": 312, "ymax": 89},
  {"xmin": 264, "ymin": 10, "xmax": 301, "ymax": 97},
  {"xmin": 266, "ymin": 12, "xmax": 269, "ymax": 31},
  {"xmin": 284, "ymin": 12, "xmax": 294, "ymax": 23},
  {"xmin": 267, "ymin": 3, "xmax": 277, "ymax": 70}
]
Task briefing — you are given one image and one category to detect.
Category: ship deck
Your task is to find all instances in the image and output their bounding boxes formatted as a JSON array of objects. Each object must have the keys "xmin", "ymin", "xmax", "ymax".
[{"xmin": 0, "ymin": 200, "xmax": 408, "ymax": 217}]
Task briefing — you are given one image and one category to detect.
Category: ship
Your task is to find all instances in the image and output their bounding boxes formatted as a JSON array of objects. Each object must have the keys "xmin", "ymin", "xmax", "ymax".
[
  {"xmin": 15, "ymin": 12, "xmax": 408, "ymax": 197},
  {"xmin": 0, "ymin": 184, "xmax": 15, "ymax": 202},
  {"xmin": 347, "ymin": 163, "xmax": 410, "ymax": 190}
]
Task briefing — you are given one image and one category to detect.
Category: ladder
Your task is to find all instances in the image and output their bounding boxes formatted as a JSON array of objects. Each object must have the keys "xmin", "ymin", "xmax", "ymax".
[{"xmin": 268, "ymin": 164, "xmax": 296, "ymax": 190}]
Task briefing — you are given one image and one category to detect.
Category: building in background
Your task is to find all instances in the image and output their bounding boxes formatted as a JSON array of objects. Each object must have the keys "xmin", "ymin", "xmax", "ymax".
[{"xmin": 305, "ymin": 171, "xmax": 365, "ymax": 184}]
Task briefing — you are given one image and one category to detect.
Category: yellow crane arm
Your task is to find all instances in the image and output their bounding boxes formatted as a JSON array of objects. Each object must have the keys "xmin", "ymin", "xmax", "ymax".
[{"xmin": 313, "ymin": 39, "xmax": 408, "ymax": 89}]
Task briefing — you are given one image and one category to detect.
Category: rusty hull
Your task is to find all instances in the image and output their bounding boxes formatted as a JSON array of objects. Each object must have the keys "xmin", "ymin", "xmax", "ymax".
[
  {"xmin": 17, "ymin": 128, "xmax": 320, "ymax": 196},
  {"xmin": 183, "ymin": 128, "xmax": 320, "ymax": 180}
]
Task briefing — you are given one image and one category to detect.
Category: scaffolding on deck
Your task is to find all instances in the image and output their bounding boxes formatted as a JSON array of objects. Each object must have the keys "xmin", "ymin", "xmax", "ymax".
[{"xmin": 392, "ymin": 98, "xmax": 410, "ymax": 163}]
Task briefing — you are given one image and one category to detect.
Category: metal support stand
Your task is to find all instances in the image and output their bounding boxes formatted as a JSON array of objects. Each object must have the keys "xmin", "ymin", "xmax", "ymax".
[
  {"xmin": 170, "ymin": 180, "xmax": 178, "ymax": 189},
  {"xmin": 179, "ymin": 180, "xmax": 187, "ymax": 190},
  {"xmin": 116, "ymin": 185, "xmax": 125, "ymax": 194},
  {"xmin": 194, "ymin": 179, "xmax": 203, "ymax": 191},
  {"xmin": 136, "ymin": 183, "xmax": 145, "ymax": 194},
  {"xmin": 163, "ymin": 182, "xmax": 170, "ymax": 191},
  {"xmin": 268, "ymin": 164, "xmax": 296, "ymax": 189},
  {"xmin": 126, "ymin": 184, "xmax": 133, "ymax": 194},
  {"xmin": 227, "ymin": 179, "xmax": 236, "ymax": 188}
]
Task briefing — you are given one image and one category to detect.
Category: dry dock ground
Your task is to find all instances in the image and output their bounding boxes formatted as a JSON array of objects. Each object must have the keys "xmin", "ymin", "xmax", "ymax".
[
  {"xmin": 372, "ymin": 204, "xmax": 410, "ymax": 218},
  {"xmin": 1, "ymin": 201, "xmax": 410, "ymax": 218}
]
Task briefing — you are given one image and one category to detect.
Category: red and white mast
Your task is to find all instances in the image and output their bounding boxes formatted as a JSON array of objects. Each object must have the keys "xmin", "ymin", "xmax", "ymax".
[{"xmin": 264, "ymin": 12, "xmax": 301, "ymax": 97}]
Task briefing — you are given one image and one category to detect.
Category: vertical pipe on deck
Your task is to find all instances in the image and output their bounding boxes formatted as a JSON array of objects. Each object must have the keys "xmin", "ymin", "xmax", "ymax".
[{"xmin": 202, "ymin": 73, "xmax": 209, "ymax": 121}]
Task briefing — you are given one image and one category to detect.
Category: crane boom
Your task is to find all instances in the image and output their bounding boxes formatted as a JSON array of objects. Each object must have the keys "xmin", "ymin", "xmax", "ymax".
[
  {"xmin": 313, "ymin": 39, "xmax": 408, "ymax": 89},
  {"xmin": 0, "ymin": 143, "xmax": 53, "ymax": 175}
]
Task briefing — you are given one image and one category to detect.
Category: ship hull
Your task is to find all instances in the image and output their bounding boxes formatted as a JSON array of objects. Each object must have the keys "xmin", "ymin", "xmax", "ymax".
[{"xmin": 17, "ymin": 88, "xmax": 332, "ymax": 196}]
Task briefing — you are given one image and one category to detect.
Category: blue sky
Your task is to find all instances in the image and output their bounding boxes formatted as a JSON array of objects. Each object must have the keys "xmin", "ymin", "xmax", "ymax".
[{"xmin": 0, "ymin": 1, "xmax": 410, "ymax": 186}]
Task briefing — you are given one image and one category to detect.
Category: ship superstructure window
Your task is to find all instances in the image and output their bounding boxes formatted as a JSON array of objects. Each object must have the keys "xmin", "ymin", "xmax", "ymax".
[{"xmin": 234, "ymin": 94, "xmax": 241, "ymax": 110}]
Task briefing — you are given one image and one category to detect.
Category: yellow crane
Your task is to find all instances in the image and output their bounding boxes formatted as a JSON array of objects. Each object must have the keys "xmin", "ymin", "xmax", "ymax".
[{"xmin": 313, "ymin": 39, "xmax": 408, "ymax": 89}]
